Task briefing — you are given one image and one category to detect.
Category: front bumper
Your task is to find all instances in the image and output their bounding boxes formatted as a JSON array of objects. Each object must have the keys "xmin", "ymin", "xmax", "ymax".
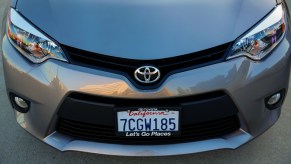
[{"xmin": 2, "ymin": 33, "xmax": 291, "ymax": 156}]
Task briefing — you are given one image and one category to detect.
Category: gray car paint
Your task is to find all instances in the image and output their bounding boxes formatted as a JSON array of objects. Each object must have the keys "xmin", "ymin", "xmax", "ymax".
[
  {"xmin": 2, "ymin": 0, "xmax": 291, "ymax": 156},
  {"xmin": 2, "ymin": 28, "xmax": 291, "ymax": 155},
  {"xmin": 16, "ymin": 0, "xmax": 275, "ymax": 59}
]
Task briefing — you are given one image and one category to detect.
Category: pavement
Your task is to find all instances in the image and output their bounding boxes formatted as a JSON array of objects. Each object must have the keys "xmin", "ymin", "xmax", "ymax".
[{"xmin": 0, "ymin": 0, "xmax": 291, "ymax": 163}]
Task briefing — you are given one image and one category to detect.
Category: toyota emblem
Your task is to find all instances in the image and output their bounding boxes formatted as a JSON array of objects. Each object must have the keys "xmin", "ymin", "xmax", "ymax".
[{"xmin": 134, "ymin": 66, "xmax": 161, "ymax": 84}]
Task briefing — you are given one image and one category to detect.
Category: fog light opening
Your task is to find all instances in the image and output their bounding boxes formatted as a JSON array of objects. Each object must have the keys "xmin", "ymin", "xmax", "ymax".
[
  {"xmin": 9, "ymin": 93, "xmax": 30, "ymax": 113},
  {"xmin": 265, "ymin": 90, "xmax": 285, "ymax": 110},
  {"xmin": 267, "ymin": 93, "xmax": 281, "ymax": 105},
  {"xmin": 14, "ymin": 97, "xmax": 29, "ymax": 109}
]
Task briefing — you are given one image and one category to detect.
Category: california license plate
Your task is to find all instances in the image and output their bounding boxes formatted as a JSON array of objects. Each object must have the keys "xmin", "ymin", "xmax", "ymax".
[{"xmin": 116, "ymin": 107, "xmax": 180, "ymax": 137}]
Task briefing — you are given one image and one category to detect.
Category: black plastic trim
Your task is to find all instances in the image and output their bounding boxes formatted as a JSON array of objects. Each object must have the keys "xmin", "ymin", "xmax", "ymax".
[
  {"xmin": 58, "ymin": 91, "xmax": 238, "ymax": 126},
  {"xmin": 62, "ymin": 42, "xmax": 233, "ymax": 90}
]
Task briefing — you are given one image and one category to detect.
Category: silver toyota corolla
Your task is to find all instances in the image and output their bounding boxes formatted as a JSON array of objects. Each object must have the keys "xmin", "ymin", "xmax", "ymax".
[{"xmin": 1, "ymin": 0, "xmax": 291, "ymax": 156}]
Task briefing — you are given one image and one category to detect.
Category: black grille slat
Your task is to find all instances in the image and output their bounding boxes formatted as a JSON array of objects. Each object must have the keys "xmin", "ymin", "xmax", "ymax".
[
  {"xmin": 182, "ymin": 125, "xmax": 240, "ymax": 137},
  {"xmin": 57, "ymin": 116, "xmax": 240, "ymax": 145},
  {"xmin": 68, "ymin": 51, "xmax": 135, "ymax": 69},
  {"xmin": 182, "ymin": 121, "xmax": 238, "ymax": 134},
  {"xmin": 59, "ymin": 117, "xmax": 238, "ymax": 136},
  {"xmin": 145, "ymin": 49, "xmax": 227, "ymax": 68},
  {"xmin": 62, "ymin": 42, "xmax": 232, "ymax": 89},
  {"xmin": 183, "ymin": 115, "xmax": 236, "ymax": 128},
  {"xmin": 58, "ymin": 127, "xmax": 115, "ymax": 136},
  {"xmin": 60, "ymin": 121, "xmax": 238, "ymax": 135},
  {"xmin": 59, "ymin": 124, "xmax": 115, "ymax": 135},
  {"xmin": 61, "ymin": 119, "xmax": 114, "ymax": 131}
]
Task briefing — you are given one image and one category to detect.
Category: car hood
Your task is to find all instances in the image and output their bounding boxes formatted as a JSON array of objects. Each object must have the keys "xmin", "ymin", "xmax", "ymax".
[{"xmin": 16, "ymin": 0, "xmax": 276, "ymax": 59}]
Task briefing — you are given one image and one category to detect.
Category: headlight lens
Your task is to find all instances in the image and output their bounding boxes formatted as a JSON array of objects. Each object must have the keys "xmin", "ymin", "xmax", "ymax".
[
  {"xmin": 227, "ymin": 4, "xmax": 286, "ymax": 61},
  {"xmin": 7, "ymin": 9, "xmax": 67, "ymax": 63}
]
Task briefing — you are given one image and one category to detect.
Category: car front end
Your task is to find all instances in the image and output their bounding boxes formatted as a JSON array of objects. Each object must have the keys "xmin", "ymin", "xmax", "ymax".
[{"xmin": 1, "ymin": 0, "xmax": 291, "ymax": 156}]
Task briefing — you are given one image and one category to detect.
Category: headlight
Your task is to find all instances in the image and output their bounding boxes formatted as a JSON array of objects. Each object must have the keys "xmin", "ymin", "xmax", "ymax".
[
  {"xmin": 227, "ymin": 4, "xmax": 286, "ymax": 61},
  {"xmin": 7, "ymin": 9, "xmax": 67, "ymax": 63}
]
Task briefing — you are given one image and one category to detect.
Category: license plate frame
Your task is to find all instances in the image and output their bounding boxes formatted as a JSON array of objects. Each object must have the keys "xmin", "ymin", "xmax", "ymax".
[{"xmin": 115, "ymin": 107, "xmax": 181, "ymax": 137}]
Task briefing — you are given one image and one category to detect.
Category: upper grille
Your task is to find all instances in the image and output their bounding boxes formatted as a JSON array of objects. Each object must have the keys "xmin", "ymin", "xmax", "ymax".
[
  {"xmin": 62, "ymin": 42, "xmax": 232, "ymax": 89},
  {"xmin": 57, "ymin": 115, "xmax": 240, "ymax": 145}
]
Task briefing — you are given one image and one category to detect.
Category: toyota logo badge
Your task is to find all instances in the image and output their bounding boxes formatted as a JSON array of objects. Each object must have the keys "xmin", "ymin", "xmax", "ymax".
[{"xmin": 134, "ymin": 66, "xmax": 161, "ymax": 84}]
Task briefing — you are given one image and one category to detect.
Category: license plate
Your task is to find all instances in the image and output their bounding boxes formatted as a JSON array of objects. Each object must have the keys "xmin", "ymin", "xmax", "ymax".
[{"xmin": 116, "ymin": 107, "xmax": 180, "ymax": 137}]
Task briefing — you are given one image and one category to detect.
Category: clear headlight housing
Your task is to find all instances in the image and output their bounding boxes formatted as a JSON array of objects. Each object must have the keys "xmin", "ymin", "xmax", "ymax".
[
  {"xmin": 227, "ymin": 4, "xmax": 286, "ymax": 61},
  {"xmin": 7, "ymin": 9, "xmax": 67, "ymax": 63}
]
